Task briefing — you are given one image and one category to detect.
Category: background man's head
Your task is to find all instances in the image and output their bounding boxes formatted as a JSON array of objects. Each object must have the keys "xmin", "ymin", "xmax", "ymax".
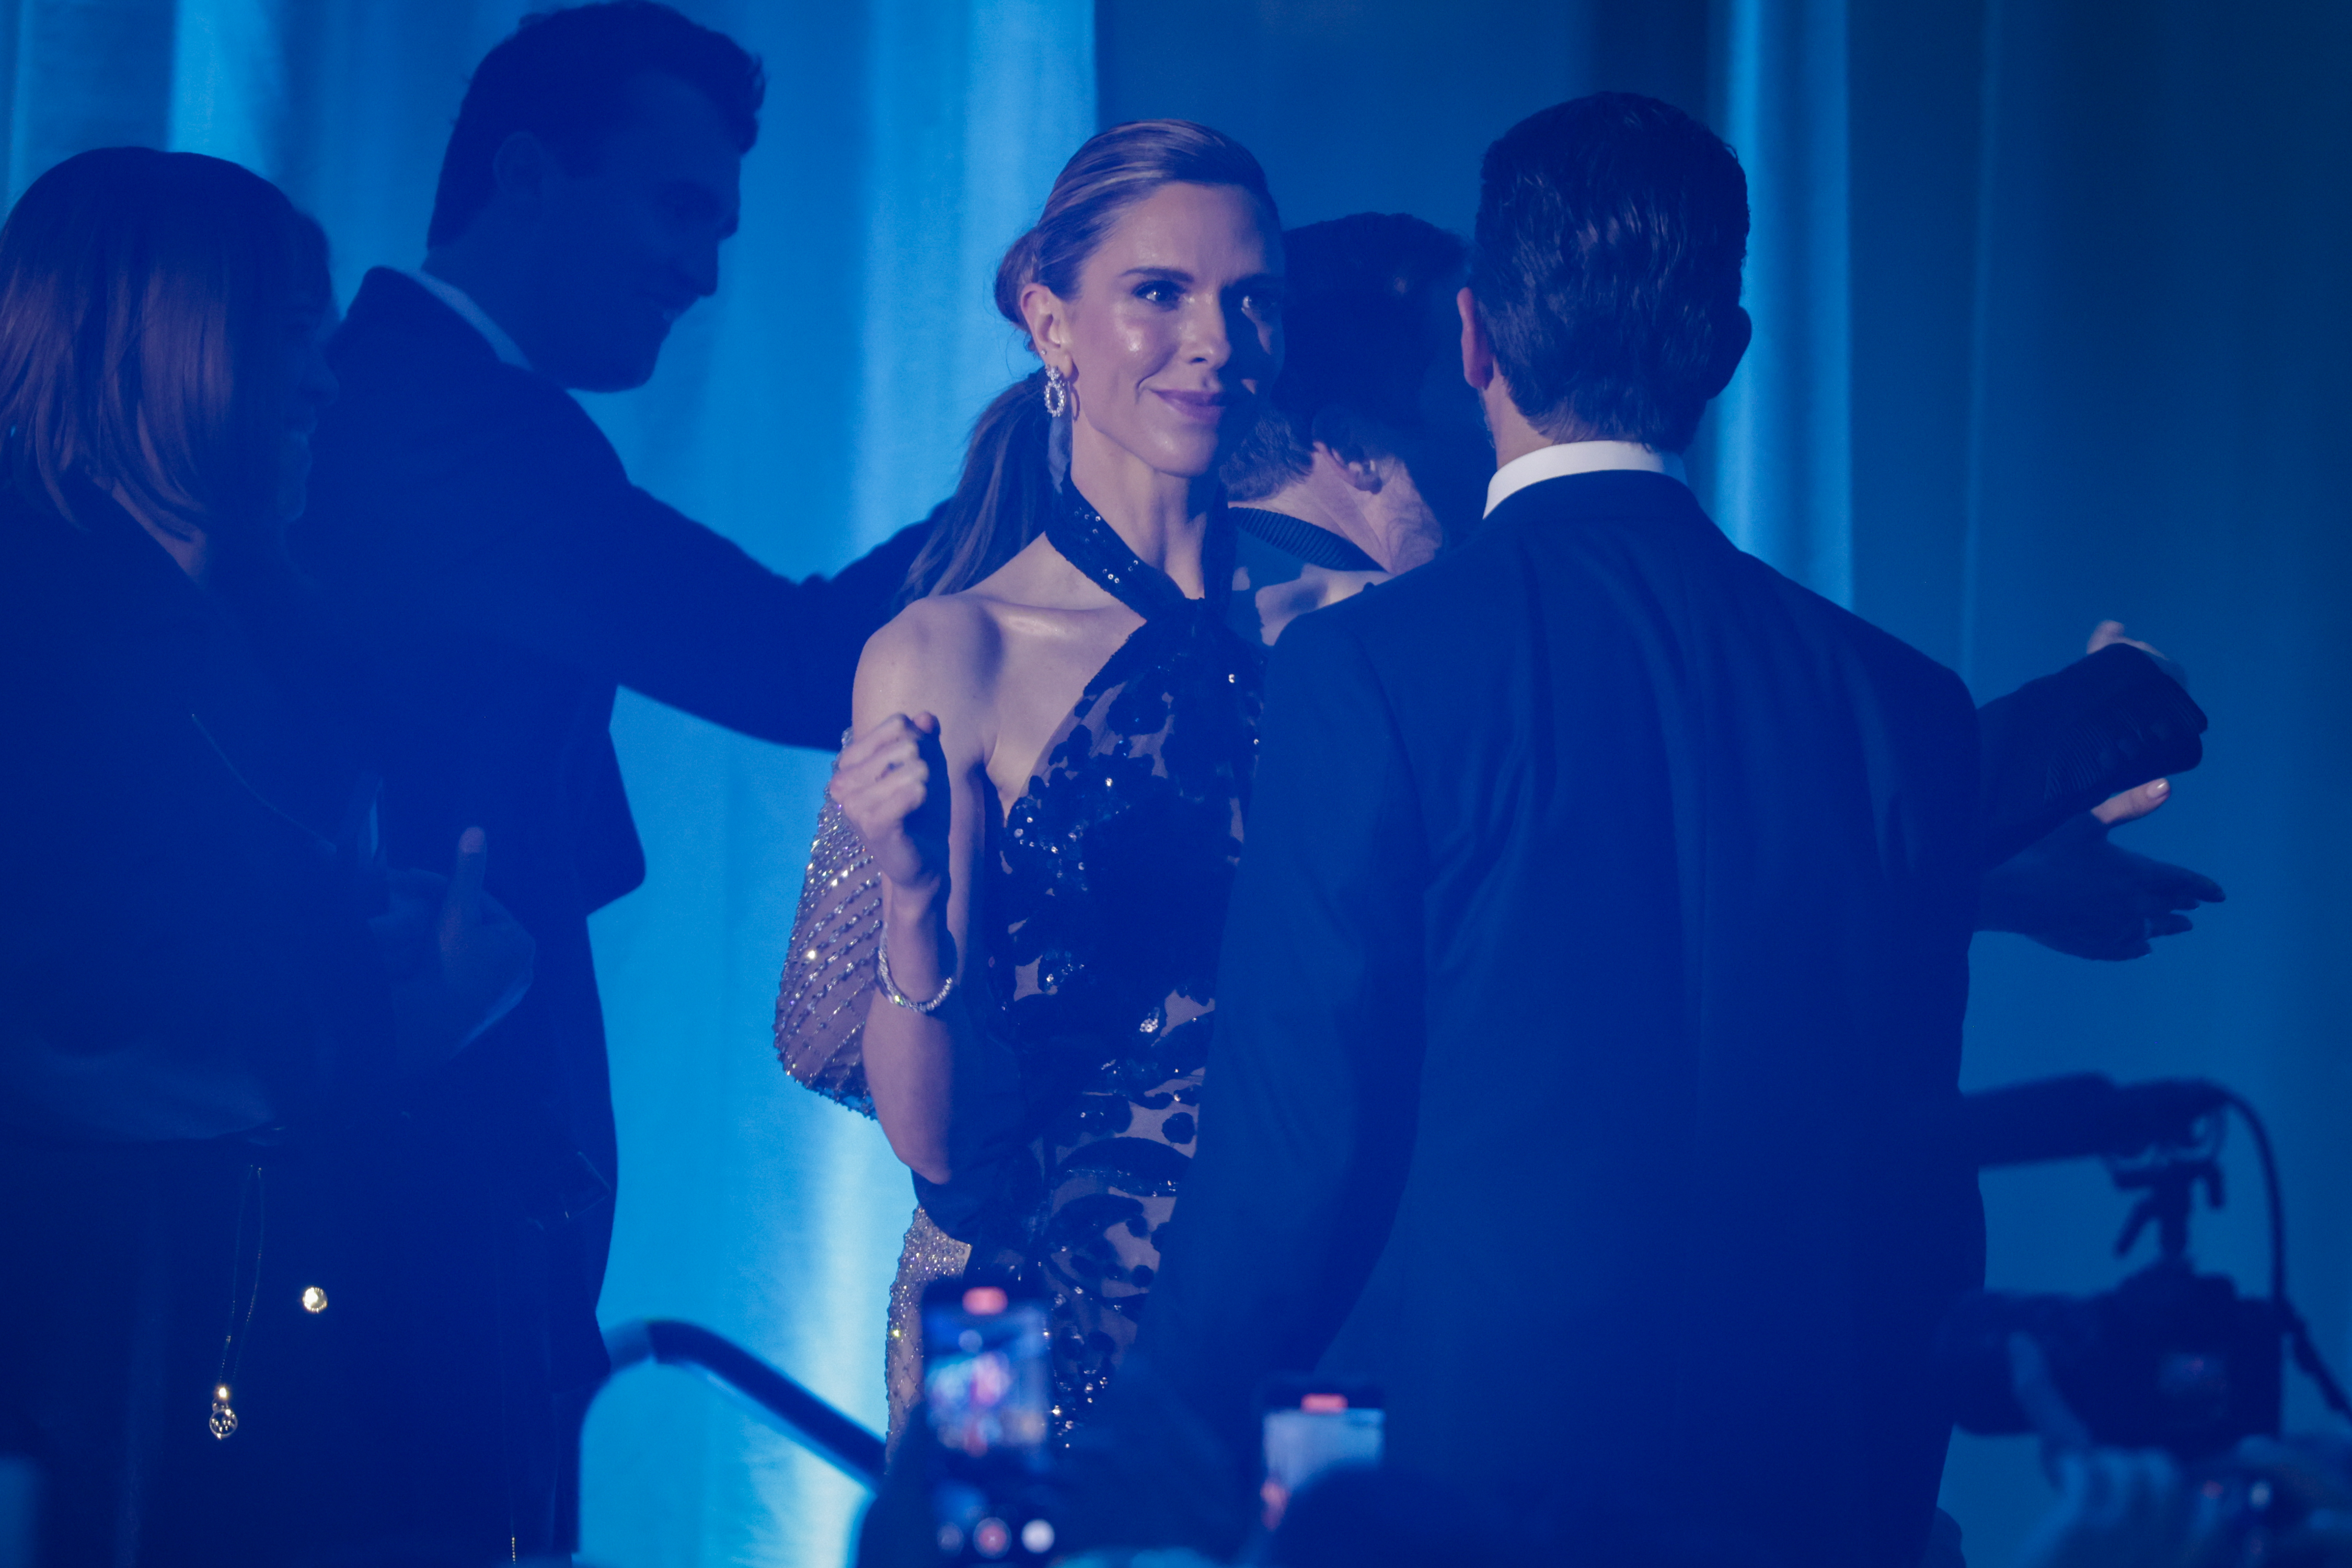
[
  {"xmin": 1467, "ymin": 93, "xmax": 1750, "ymax": 454},
  {"xmin": 1224, "ymin": 212, "xmax": 1488, "ymax": 548},
  {"xmin": 427, "ymin": 1, "xmax": 763, "ymax": 391}
]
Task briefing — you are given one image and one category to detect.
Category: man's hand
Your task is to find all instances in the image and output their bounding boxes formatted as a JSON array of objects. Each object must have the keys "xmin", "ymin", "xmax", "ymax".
[
  {"xmin": 2014, "ymin": 1447, "xmax": 2205, "ymax": 1568},
  {"xmin": 2009, "ymin": 1334, "xmax": 2207, "ymax": 1568},
  {"xmin": 375, "ymin": 828, "xmax": 536, "ymax": 1075},
  {"xmin": 1979, "ymin": 812, "xmax": 2224, "ymax": 960}
]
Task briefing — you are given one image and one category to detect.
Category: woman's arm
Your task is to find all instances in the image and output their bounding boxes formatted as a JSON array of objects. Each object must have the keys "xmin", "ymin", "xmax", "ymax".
[{"xmin": 830, "ymin": 602, "xmax": 1014, "ymax": 1183}]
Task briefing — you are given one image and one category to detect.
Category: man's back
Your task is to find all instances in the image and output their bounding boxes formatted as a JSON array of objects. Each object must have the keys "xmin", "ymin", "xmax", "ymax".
[{"xmin": 1148, "ymin": 470, "xmax": 1982, "ymax": 1566}]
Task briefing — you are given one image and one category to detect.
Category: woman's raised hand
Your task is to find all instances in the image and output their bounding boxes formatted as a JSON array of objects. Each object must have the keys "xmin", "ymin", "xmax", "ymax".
[{"xmin": 831, "ymin": 712, "xmax": 953, "ymax": 892}]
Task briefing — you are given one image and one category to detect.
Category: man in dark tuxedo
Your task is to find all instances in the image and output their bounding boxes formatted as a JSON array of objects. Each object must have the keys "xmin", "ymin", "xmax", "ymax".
[
  {"xmin": 292, "ymin": 4, "xmax": 921, "ymax": 1555},
  {"xmin": 1228, "ymin": 211, "xmax": 2214, "ymax": 953},
  {"xmin": 1128, "ymin": 95, "xmax": 2177, "ymax": 1567}
]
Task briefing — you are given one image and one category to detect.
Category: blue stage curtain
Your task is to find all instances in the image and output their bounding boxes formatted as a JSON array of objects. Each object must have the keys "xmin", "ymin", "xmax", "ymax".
[
  {"xmin": 0, "ymin": 3, "xmax": 1091, "ymax": 1562},
  {"xmin": 1894, "ymin": 4, "xmax": 2352, "ymax": 1563},
  {"xmin": 1711, "ymin": 0, "xmax": 1853, "ymax": 604}
]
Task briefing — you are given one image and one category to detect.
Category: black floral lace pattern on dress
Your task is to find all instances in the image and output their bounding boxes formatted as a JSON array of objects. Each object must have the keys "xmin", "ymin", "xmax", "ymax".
[{"xmin": 986, "ymin": 487, "xmax": 1261, "ymax": 1437}]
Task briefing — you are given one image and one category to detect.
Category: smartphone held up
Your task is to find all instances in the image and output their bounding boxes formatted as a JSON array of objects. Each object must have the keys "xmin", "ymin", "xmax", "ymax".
[
  {"xmin": 1260, "ymin": 1377, "xmax": 1385, "ymax": 1530},
  {"xmin": 921, "ymin": 1281, "xmax": 1056, "ymax": 1562}
]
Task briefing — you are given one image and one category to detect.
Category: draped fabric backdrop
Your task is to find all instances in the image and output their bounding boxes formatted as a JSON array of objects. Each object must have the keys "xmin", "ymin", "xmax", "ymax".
[
  {"xmin": 5, "ymin": 0, "xmax": 2349, "ymax": 1562},
  {"xmin": 0, "ymin": 2, "xmax": 1091, "ymax": 1564}
]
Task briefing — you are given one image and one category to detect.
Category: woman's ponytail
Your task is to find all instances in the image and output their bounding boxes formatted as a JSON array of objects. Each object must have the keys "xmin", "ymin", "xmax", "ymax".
[{"xmin": 895, "ymin": 372, "xmax": 1057, "ymax": 604}]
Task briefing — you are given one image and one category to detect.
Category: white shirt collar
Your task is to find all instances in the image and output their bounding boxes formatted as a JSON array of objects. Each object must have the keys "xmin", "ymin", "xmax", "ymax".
[
  {"xmin": 1484, "ymin": 439, "xmax": 1687, "ymax": 517},
  {"xmin": 399, "ymin": 267, "xmax": 534, "ymax": 372}
]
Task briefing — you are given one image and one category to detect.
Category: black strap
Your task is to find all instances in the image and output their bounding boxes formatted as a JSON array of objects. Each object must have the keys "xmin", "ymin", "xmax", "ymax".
[
  {"xmin": 1229, "ymin": 505, "xmax": 1382, "ymax": 573},
  {"xmin": 1046, "ymin": 485, "xmax": 1236, "ymax": 619}
]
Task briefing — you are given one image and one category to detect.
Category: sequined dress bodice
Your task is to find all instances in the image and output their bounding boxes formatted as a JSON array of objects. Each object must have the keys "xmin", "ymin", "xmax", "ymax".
[
  {"xmin": 771, "ymin": 487, "xmax": 1262, "ymax": 1442},
  {"xmin": 983, "ymin": 493, "xmax": 1261, "ymax": 1433}
]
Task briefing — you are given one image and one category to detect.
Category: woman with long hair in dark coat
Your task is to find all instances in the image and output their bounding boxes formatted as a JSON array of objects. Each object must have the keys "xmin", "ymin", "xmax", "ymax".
[{"xmin": 0, "ymin": 148, "xmax": 532, "ymax": 1566}]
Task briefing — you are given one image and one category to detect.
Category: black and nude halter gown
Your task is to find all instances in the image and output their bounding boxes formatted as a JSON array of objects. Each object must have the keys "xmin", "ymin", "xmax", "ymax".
[{"xmin": 773, "ymin": 487, "xmax": 1263, "ymax": 1442}]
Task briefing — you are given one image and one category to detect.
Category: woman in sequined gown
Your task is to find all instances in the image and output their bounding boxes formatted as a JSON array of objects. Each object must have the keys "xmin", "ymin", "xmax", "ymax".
[{"xmin": 773, "ymin": 121, "xmax": 1285, "ymax": 1441}]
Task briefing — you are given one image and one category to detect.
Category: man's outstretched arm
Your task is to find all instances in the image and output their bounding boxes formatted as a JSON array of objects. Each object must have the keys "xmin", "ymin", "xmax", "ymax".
[
  {"xmin": 1136, "ymin": 608, "xmax": 1432, "ymax": 1462},
  {"xmin": 382, "ymin": 387, "xmax": 929, "ymax": 750},
  {"xmin": 1975, "ymin": 639, "xmax": 2206, "ymax": 868},
  {"xmin": 1974, "ymin": 627, "xmax": 2221, "ymax": 956}
]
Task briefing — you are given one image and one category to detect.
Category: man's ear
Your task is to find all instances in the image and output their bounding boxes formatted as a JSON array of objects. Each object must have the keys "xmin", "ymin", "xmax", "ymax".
[
  {"xmin": 1458, "ymin": 286, "xmax": 1496, "ymax": 391},
  {"xmin": 1700, "ymin": 306, "xmax": 1753, "ymax": 400},
  {"xmin": 1312, "ymin": 441, "xmax": 1385, "ymax": 494},
  {"xmin": 490, "ymin": 131, "xmax": 559, "ymax": 212}
]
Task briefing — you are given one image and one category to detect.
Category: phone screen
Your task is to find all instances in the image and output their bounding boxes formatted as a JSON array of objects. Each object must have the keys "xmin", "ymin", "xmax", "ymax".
[
  {"xmin": 921, "ymin": 1282, "xmax": 1055, "ymax": 1561},
  {"xmin": 1260, "ymin": 1382, "xmax": 1385, "ymax": 1529}
]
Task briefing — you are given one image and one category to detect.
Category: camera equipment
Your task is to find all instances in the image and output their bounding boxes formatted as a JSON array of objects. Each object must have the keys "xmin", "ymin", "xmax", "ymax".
[{"xmin": 1934, "ymin": 1074, "xmax": 2351, "ymax": 1460}]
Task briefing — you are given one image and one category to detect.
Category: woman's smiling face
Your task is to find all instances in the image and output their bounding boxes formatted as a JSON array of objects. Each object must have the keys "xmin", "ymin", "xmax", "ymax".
[{"xmin": 1032, "ymin": 180, "xmax": 1284, "ymax": 483}]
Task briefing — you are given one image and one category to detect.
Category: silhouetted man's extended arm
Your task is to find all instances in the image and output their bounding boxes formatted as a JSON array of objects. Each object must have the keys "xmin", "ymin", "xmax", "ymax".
[
  {"xmin": 1975, "ymin": 643, "xmax": 2205, "ymax": 868},
  {"xmin": 385, "ymin": 383, "xmax": 919, "ymax": 747},
  {"xmin": 301, "ymin": 267, "xmax": 929, "ymax": 756}
]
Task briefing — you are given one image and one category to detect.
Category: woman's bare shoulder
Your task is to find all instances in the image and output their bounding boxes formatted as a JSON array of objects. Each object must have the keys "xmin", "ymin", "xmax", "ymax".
[
  {"xmin": 870, "ymin": 588, "xmax": 1005, "ymax": 659},
  {"xmin": 852, "ymin": 589, "xmax": 1009, "ymax": 731},
  {"xmin": 852, "ymin": 535, "xmax": 1108, "ymax": 740}
]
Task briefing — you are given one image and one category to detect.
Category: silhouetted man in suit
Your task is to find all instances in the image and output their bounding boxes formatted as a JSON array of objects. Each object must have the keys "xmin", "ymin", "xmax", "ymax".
[
  {"xmin": 292, "ymin": 4, "xmax": 921, "ymax": 1555},
  {"xmin": 1133, "ymin": 94, "xmax": 2020, "ymax": 1567}
]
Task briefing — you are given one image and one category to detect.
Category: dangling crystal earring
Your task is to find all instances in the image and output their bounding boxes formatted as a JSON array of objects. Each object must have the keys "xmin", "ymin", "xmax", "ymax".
[{"xmin": 1042, "ymin": 365, "xmax": 1069, "ymax": 419}]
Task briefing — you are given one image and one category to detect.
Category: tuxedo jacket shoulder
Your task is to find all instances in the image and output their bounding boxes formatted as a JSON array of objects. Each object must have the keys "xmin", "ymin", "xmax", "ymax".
[{"xmin": 1293, "ymin": 468, "xmax": 1981, "ymax": 956}]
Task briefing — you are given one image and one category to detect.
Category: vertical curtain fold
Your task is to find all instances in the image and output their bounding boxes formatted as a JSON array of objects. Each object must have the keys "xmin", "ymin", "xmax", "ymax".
[
  {"xmin": 854, "ymin": 0, "xmax": 1095, "ymax": 551},
  {"xmin": 168, "ymin": 0, "xmax": 285, "ymax": 175},
  {"xmin": 1707, "ymin": 0, "xmax": 1854, "ymax": 605},
  {"xmin": 6, "ymin": 0, "xmax": 175, "ymax": 197}
]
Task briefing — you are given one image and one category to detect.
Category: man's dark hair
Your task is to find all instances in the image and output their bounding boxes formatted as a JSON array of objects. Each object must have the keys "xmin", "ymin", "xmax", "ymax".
[
  {"xmin": 1224, "ymin": 212, "xmax": 1467, "ymax": 503},
  {"xmin": 1468, "ymin": 93, "xmax": 1747, "ymax": 452},
  {"xmin": 427, "ymin": 1, "xmax": 764, "ymax": 248}
]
